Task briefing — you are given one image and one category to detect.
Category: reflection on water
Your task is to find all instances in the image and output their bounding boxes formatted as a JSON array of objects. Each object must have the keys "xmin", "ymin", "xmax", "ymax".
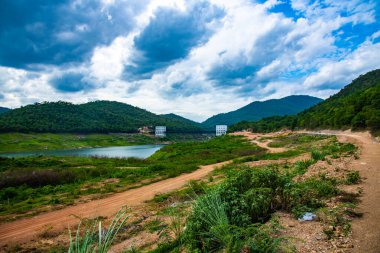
[{"xmin": 0, "ymin": 145, "xmax": 164, "ymax": 159}]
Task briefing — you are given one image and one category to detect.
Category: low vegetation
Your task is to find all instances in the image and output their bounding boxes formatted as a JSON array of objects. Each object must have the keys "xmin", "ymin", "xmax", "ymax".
[
  {"xmin": 0, "ymin": 133, "xmax": 362, "ymax": 253},
  {"xmin": 0, "ymin": 135, "xmax": 262, "ymax": 219},
  {"xmin": 141, "ymin": 134, "xmax": 359, "ymax": 252}
]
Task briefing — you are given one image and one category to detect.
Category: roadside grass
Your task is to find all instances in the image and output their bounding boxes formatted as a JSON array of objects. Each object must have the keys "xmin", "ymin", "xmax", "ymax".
[
  {"xmin": 0, "ymin": 135, "xmax": 263, "ymax": 219},
  {"xmin": 267, "ymin": 133, "xmax": 330, "ymax": 148},
  {"xmin": 68, "ymin": 208, "xmax": 129, "ymax": 253},
  {"xmin": 143, "ymin": 136, "xmax": 361, "ymax": 252}
]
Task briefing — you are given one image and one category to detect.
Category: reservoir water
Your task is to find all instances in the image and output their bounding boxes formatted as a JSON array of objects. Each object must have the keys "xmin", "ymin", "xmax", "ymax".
[{"xmin": 0, "ymin": 145, "xmax": 164, "ymax": 159}]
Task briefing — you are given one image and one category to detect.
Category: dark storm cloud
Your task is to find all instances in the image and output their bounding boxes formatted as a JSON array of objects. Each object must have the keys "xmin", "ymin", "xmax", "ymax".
[
  {"xmin": 0, "ymin": 0, "xmax": 146, "ymax": 69},
  {"xmin": 50, "ymin": 72, "xmax": 95, "ymax": 92},
  {"xmin": 123, "ymin": 1, "xmax": 224, "ymax": 80}
]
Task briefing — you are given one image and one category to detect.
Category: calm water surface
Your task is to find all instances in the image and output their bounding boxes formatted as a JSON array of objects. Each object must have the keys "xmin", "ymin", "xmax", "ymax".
[{"xmin": 0, "ymin": 145, "xmax": 164, "ymax": 158}]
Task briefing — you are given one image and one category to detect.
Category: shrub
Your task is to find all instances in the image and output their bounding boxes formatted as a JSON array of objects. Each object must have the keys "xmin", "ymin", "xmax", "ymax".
[{"xmin": 185, "ymin": 189, "xmax": 230, "ymax": 251}]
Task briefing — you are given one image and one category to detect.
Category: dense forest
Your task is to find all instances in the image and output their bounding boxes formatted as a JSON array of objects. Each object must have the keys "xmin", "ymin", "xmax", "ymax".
[
  {"xmin": 202, "ymin": 95, "xmax": 322, "ymax": 128},
  {"xmin": 229, "ymin": 69, "xmax": 380, "ymax": 135},
  {"xmin": 0, "ymin": 101, "xmax": 204, "ymax": 133}
]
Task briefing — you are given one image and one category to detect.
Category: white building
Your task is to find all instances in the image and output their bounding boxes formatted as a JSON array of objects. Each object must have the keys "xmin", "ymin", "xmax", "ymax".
[
  {"xmin": 216, "ymin": 125, "xmax": 227, "ymax": 136},
  {"xmin": 155, "ymin": 126, "xmax": 166, "ymax": 137}
]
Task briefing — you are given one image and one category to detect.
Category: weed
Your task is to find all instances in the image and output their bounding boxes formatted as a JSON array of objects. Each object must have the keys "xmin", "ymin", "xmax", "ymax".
[
  {"xmin": 144, "ymin": 219, "xmax": 167, "ymax": 233},
  {"xmin": 346, "ymin": 171, "xmax": 361, "ymax": 185},
  {"xmin": 311, "ymin": 150, "xmax": 325, "ymax": 161}
]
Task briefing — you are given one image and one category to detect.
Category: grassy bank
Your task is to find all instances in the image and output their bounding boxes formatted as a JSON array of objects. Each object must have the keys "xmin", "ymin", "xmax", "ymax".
[
  {"xmin": 0, "ymin": 133, "xmax": 158, "ymax": 153},
  {"xmin": 0, "ymin": 133, "xmax": 217, "ymax": 153},
  {"xmin": 0, "ymin": 135, "xmax": 263, "ymax": 220}
]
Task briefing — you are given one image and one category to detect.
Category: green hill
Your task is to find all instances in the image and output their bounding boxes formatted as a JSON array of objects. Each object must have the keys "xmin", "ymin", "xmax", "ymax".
[
  {"xmin": 0, "ymin": 107, "xmax": 10, "ymax": 114},
  {"xmin": 202, "ymin": 95, "xmax": 322, "ymax": 128},
  {"xmin": 0, "ymin": 101, "xmax": 203, "ymax": 133},
  {"xmin": 161, "ymin": 113, "xmax": 202, "ymax": 128},
  {"xmin": 229, "ymin": 69, "xmax": 380, "ymax": 134}
]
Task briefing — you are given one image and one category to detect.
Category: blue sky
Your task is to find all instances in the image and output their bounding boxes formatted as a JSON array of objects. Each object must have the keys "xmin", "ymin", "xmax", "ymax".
[{"xmin": 0, "ymin": 0, "xmax": 379, "ymax": 121}]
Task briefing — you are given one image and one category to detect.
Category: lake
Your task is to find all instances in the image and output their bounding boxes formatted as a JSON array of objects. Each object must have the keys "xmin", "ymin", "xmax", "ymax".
[{"xmin": 0, "ymin": 145, "xmax": 164, "ymax": 159}]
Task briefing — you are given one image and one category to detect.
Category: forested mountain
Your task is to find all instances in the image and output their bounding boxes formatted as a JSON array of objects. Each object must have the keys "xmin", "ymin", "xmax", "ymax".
[
  {"xmin": 161, "ymin": 113, "xmax": 202, "ymax": 128},
  {"xmin": 0, "ymin": 107, "xmax": 10, "ymax": 114},
  {"xmin": 229, "ymin": 69, "xmax": 380, "ymax": 134},
  {"xmin": 202, "ymin": 95, "xmax": 322, "ymax": 128},
  {"xmin": 0, "ymin": 101, "xmax": 203, "ymax": 133}
]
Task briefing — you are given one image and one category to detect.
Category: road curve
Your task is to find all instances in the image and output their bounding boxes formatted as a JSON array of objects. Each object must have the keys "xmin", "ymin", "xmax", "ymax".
[{"xmin": 0, "ymin": 161, "xmax": 228, "ymax": 245}]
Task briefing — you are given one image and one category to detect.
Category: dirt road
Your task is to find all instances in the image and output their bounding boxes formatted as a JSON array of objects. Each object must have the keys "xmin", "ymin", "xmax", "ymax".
[
  {"xmin": 2, "ymin": 131, "xmax": 378, "ymax": 251},
  {"xmin": 306, "ymin": 131, "xmax": 380, "ymax": 253},
  {"xmin": 0, "ymin": 161, "xmax": 228, "ymax": 245}
]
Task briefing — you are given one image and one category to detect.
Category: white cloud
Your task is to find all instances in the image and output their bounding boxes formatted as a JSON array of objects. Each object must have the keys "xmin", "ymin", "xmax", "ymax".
[{"xmin": 1, "ymin": 0, "xmax": 379, "ymax": 122}]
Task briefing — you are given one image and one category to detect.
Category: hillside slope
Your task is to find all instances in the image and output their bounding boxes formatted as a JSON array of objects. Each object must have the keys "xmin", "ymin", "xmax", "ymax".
[
  {"xmin": 229, "ymin": 69, "xmax": 380, "ymax": 134},
  {"xmin": 202, "ymin": 95, "xmax": 322, "ymax": 128},
  {"xmin": 0, "ymin": 107, "xmax": 10, "ymax": 114},
  {"xmin": 161, "ymin": 113, "xmax": 202, "ymax": 128},
  {"xmin": 0, "ymin": 101, "xmax": 203, "ymax": 133}
]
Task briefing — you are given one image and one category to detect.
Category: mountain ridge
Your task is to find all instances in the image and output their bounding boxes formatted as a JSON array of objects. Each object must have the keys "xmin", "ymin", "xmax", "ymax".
[
  {"xmin": 229, "ymin": 69, "xmax": 380, "ymax": 135},
  {"xmin": 202, "ymin": 95, "xmax": 323, "ymax": 128},
  {"xmin": 0, "ymin": 101, "xmax": 203, "ymax": 133}
]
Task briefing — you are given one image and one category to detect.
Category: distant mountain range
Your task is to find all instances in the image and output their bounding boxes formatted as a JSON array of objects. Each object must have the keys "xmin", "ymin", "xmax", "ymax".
[
  {"xmin": 201, "ymin": 95, "xmax": 323, "ymax": 128},
  {"xmin": 230, "ymin": 69, "xmax": 380, "ymax": 135},
  {"xmin": 0, "ymin": 107, "xmax": 10, "ymax": 114}
]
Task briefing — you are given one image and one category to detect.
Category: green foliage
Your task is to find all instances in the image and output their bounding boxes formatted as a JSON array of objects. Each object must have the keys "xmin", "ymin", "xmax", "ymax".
[
  {"xmin": 229, "ymin": 69, "xmax": 380, "ymax": 135},
  {"xmin": 184, "ymin": 163, "xmax": 340, "ymax": 251},
  {"xmin": 0, "ymin": 101, "xmax": 204, "ymax": 133}
]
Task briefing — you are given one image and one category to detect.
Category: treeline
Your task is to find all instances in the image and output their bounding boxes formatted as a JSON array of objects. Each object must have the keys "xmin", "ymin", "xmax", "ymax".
[
  {"xmin": 0, "ymin": 101, "xmax": 203, "ymax": 133},
  {"xmin": 229, "ymin": 69, "xmax": 380, "ymax": 135}
]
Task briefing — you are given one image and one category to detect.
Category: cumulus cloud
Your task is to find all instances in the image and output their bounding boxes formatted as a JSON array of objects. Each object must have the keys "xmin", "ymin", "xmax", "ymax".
[
  {"xmin": 123, "ymin": 1, "xmax": 224, "ymax": 80},
  {"xmin": 0, "ymin": 0, "xmax": 146, "ymax": 69},
  {"xmin": 0, "ymin": 0, "xmax": 379, "ymax": 121}
]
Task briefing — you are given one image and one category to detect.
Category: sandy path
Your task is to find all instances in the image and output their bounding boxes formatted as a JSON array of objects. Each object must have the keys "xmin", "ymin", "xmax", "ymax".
[
  {"xmin": 304, "ymin": 130, "xmax": 380, "ymax": 253},
  {"xmin": 0, "ymin": 161, "xmax": 229, "ymax": 245}
]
